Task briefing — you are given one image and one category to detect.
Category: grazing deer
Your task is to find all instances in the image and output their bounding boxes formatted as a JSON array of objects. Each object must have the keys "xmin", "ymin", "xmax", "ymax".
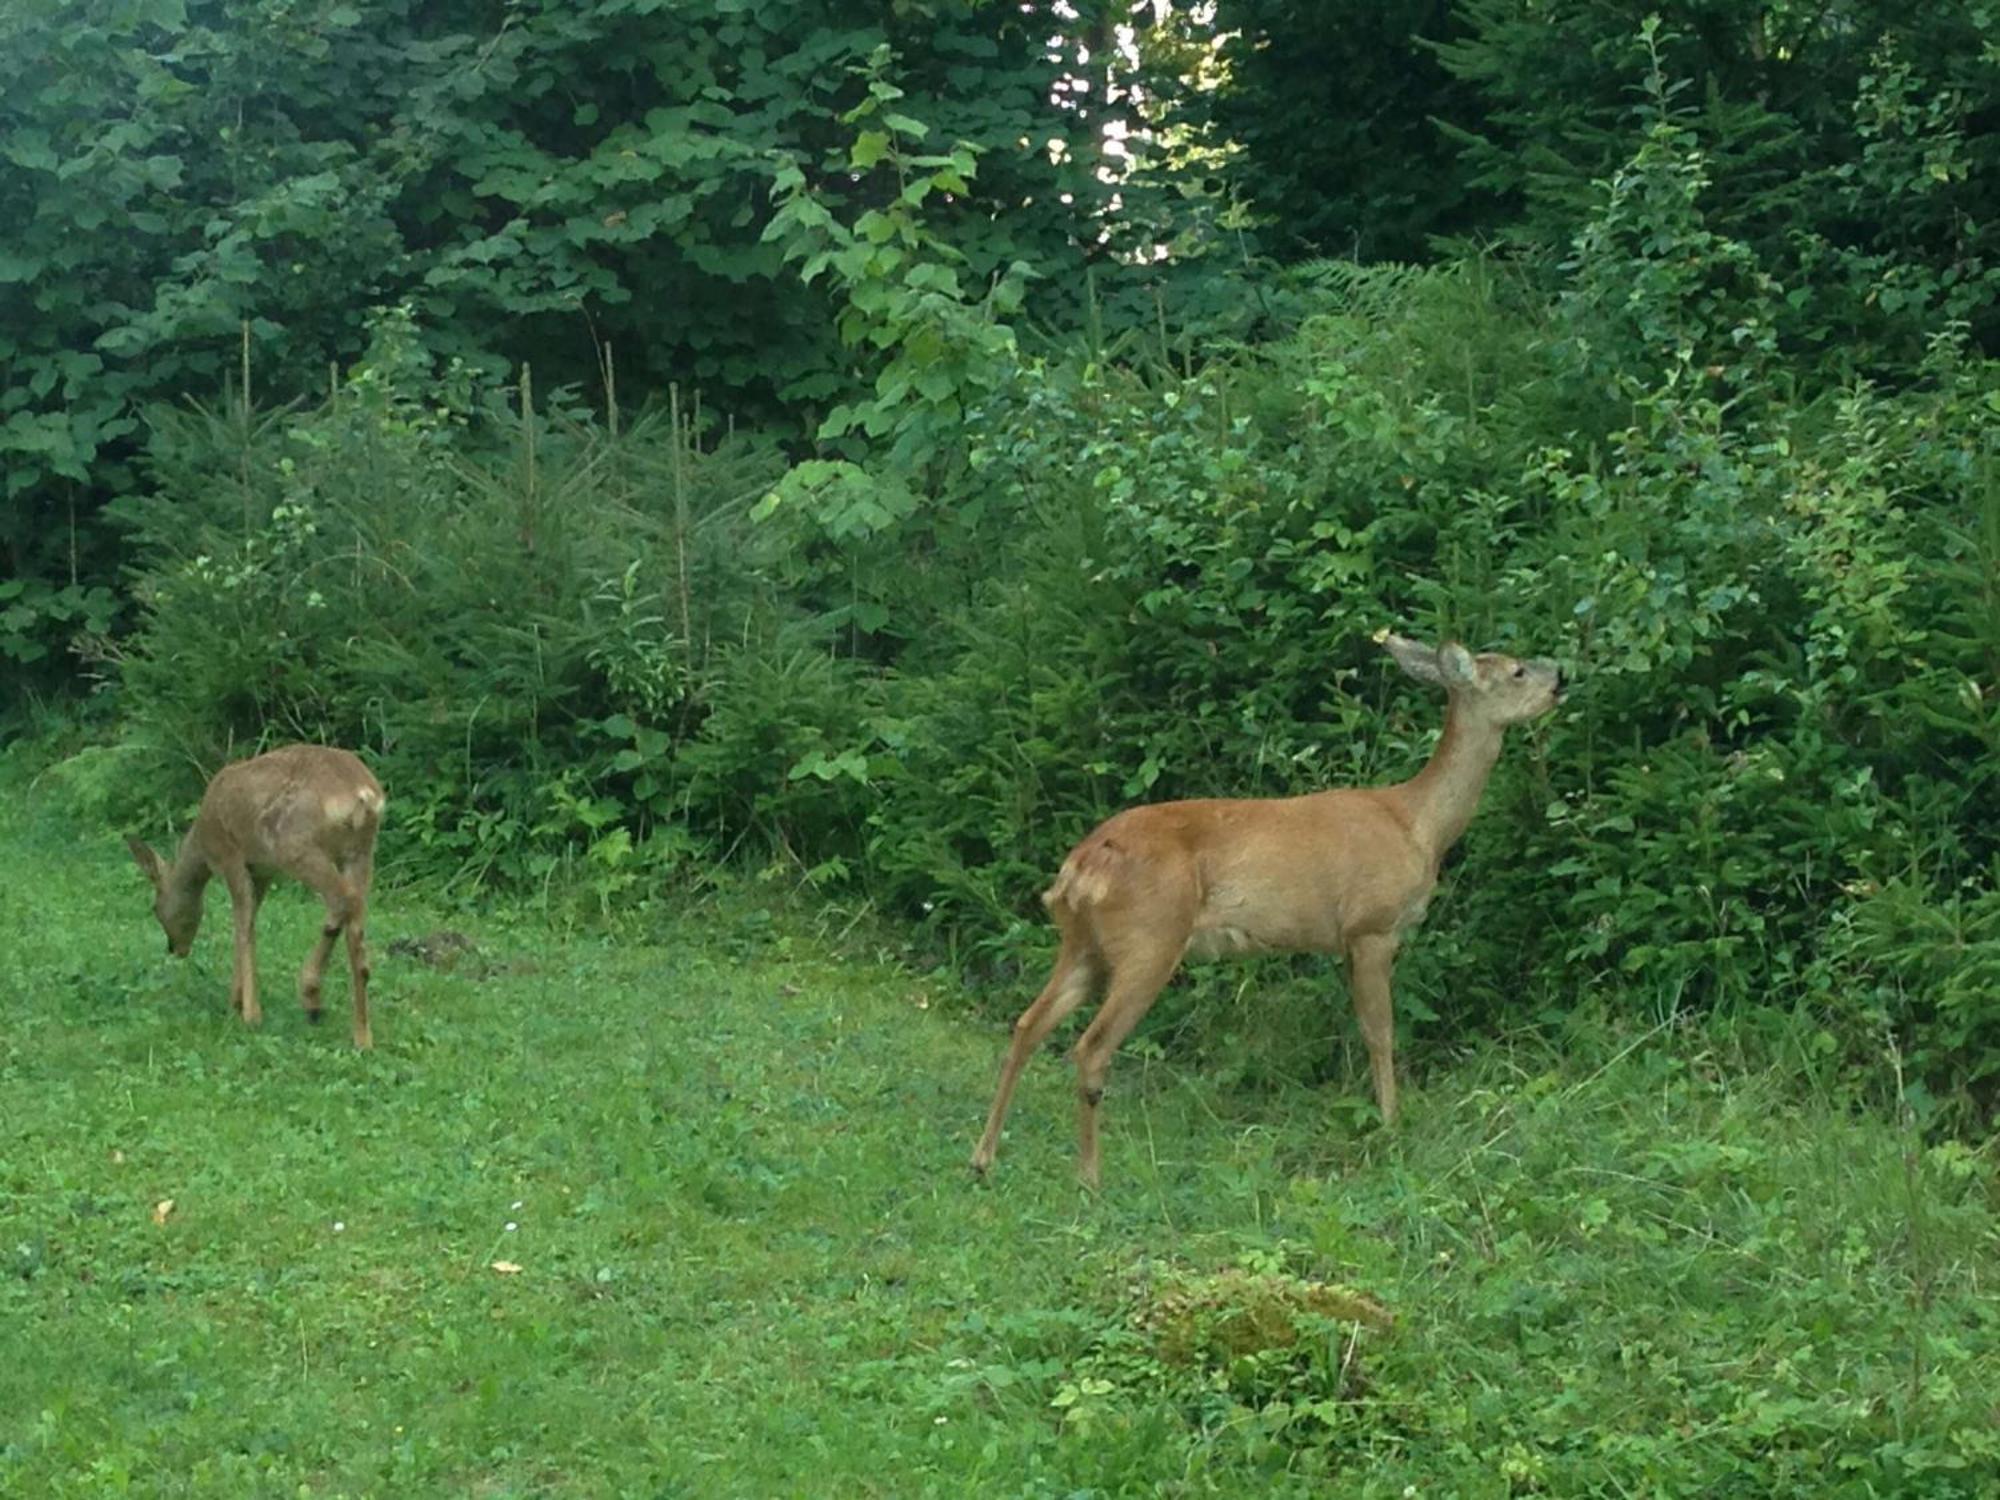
[
  {"xmin": 970, "ymin": 632, "xmax": 1565, "ymax": 1188},
  {"xmin": 127, "ymin": 745, "xmax": 385, "ymax": 1049}
]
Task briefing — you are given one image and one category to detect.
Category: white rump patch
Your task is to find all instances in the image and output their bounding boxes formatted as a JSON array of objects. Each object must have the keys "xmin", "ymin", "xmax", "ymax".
[{"xmin": 323, "ymin": 788, "xmax": 383, "ymax": 827}]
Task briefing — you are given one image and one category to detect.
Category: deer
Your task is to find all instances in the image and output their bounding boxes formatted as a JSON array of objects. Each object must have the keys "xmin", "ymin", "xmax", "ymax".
[
  {"xmin": 970, "ymin": 631, "xmax": 1566, "ymax": 1189},
  {"xmin": 127, "ymin": 744, "xmax": 385, "ymax": 1050}
]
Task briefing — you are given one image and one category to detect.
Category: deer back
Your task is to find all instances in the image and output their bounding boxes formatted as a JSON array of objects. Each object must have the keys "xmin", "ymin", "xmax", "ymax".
[
  {"xmin": 195, "ymin": 745, "xmax": 384, "ymax": 874},
  {"xmin": 1050, "ymin": 787, "xmax": 1436, "ymax": 959}
]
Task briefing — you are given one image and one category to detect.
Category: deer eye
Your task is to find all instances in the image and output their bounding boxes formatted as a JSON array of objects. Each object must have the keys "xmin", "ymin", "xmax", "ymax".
[{"xmin": 1512, "ymin": 665, "xmax": 1527, "ymax": 680}]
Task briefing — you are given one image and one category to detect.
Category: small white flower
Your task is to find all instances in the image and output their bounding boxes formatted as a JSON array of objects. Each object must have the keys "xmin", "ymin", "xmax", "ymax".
[
  {"xmin": 333, "ymin": 1221, "xmax": 345, "ymax": 1233},
  {"xmin": 504, "ymin": 1221, "xmax": 518, "ymax": 1233},
  {"xmin": 510, "ymin": 1200, "xmax": 523, "ymax": 1211}
]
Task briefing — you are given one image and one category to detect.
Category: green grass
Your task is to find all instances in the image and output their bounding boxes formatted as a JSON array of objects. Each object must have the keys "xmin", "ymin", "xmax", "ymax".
[{"xmin": 3, "ymin": 751, "xmax": 1996, "ymax": 1498}]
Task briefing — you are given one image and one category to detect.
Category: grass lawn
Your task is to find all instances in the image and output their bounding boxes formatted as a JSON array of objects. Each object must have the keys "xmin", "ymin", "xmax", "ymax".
[{"xmin": 3, "ymin": 750, "xmax": 1996, "ymax": 1497}]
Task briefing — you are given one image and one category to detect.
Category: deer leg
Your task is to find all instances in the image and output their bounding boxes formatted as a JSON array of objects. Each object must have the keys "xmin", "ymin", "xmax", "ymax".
[
  {"xmin": 343, "ymin": 857, "xmax": 374, "ymax": 1050},
  {"xmin": 298, "ymin": 915, "xmax": 342, "ymax": 1024},
  {"xmin": 971, "ymin": 944, "xmax": 1098, "ymax": 1176},
  {"xmin": 1348, "ymin": 933, "xmax": 1401, "ymax": 1126},
  {"xmin": 288, "ymin": 850, "xmax": 357, "ymax": 1030},
  {"xmin": 1071, "ymin": 945, "xmax": 1183, "ymax": 1191},
  {"xmin": 222, "ymin": 866, "xmax": 262, "ymax": 1028}
]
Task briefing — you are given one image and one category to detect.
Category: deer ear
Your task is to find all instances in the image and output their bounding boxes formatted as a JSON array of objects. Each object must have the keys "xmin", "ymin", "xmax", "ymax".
[
  {"xmin": 126, "ymin": 836, "xmax": 163, "ymax": 886},
  {"xmin": 1437, "ymin": 642, "xmax": 1477, "ymax": 686},
  {"xmin": 1380, "ymin": 632, "xmax": 1445, "ymax": 686}
]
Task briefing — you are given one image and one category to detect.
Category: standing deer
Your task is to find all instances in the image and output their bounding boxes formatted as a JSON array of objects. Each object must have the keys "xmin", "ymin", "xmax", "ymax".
[
  {"xmin": 127, "ymin": 745, "xmax": 385, "ymax": 1049},
  {"xmin": 971, "ymin": 632, "xmax": 1565, "ymax": 1188}
]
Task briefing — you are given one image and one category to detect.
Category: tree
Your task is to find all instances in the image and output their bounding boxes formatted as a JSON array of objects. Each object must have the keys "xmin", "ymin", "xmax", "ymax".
[
  {"xmin": 1181, "ymin": 0, "xmax": 1491, "ymax": 262},
  {"xmin": 1436, "ymin": 0, "xmax": 2000, "ymax": 369},
  {"xmin": 0, "ymin": 0, "xmax": 1149, "ymax": 687}
]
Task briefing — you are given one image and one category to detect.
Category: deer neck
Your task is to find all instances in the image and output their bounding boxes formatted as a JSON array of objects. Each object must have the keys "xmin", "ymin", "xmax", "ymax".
[
  {"xmin": 1395, "ymin": 700, "xmax": 1505, "ymax": 861},
  {"xmin": 165, "ymin": 830, "xmax": 214, "ymax": 924}
]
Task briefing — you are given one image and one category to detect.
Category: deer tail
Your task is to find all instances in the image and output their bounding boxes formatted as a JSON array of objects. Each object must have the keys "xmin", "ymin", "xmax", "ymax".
[
  {"xmin": 1043, "ymin": 838, "xmax": 1121, "ymax": 915},
  {"xmin": 326, "ymin": 785, "xmax": 386, "ymax": 829}
]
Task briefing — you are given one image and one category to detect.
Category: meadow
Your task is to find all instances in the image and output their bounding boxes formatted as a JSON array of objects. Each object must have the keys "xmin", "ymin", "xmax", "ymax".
[
  {"xmin": 4, "ymin": 747, "xmax": 1995, "ymax": 1498},
  {"xmin": 3, "ymin": 8, "xmax": 1997, "ymax": 1492}
]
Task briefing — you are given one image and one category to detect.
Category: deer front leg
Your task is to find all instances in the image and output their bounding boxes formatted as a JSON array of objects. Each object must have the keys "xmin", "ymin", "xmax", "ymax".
[
  {"xmin": 1347, "ymin": 933, "xmax": 1401, "ymax": 1126},
  {"xmin": 222, "ymin": 867, "xmax": 262, "ymax": 1027}
]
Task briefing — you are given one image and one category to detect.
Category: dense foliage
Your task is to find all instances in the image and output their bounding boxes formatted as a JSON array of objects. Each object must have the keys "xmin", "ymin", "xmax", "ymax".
[
  {"xmin": 1186, "ymin": 1, "xmax": 2000, "ymax": 369},
  {"xmin": 0, "ymin": 0, "xmax": 1145, "ymax": 679},
  {"xmin": 6, "ymin": 5, "xmax": 1997, "ymax": 1125}
]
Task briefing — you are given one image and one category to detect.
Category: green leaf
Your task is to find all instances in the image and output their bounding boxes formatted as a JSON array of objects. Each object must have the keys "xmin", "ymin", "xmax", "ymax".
[
  {"xmin": 850, "ymin": 131, "xmax": 890, "ymax": 170},
  {"xmin": 5, "ymin": 130, "xmax": 57, "ymax": 172}
]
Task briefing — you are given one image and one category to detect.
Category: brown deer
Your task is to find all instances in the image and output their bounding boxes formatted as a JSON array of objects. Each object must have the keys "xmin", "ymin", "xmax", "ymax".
[
  {"xmin": 127, "ymin": 745, "xmax": 385, "ymax": 1049},
  {"xmin": 970, "ymin": 632, "xmax": 1565, "ymax": 1188}
]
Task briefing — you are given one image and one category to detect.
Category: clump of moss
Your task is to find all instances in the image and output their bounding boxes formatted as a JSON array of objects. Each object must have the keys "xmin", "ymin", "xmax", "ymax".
[{"xmin": 1136, "ymin": 1263, "xmax": 1392, "ymax": 1372}]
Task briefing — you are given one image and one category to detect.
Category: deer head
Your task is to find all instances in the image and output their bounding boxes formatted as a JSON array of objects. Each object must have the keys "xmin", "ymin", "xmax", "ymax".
[
  {"xmin": 1380, "ymin": 632, "xmax": 1565, "ymax": 728},
  {"xmin": 126, "ymin": 836, "xmax": 204, "ymax": 957}
]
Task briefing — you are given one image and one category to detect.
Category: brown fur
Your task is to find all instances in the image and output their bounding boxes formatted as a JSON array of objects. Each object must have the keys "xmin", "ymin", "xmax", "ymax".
[
  {"xmin": 970, "ymin": 634, "xmax": 1565, "ymax": 1188},
  {"xmin": 127, "ymin": 744, "xmax": 385, "ymax": 1049}
]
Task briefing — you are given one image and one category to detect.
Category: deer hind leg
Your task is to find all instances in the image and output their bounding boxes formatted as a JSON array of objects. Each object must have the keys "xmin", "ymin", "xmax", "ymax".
[
  {"xmin": 298, "ymin": 909, "xmax": 343, "ymax": 1025},
  {"xmin": 1347, "ymin": 933, "xmax": 1401, "ymax": 1126},
  {"xmin": 289, "ymin": 849, "xmax": 359, "ymax": 1031},
  {"xmin": 1071, "ymin": 941, "xmax": 1184, "ymax": 1191},
  {"xmin": 971, "ymin": 941, "xmax": 1098, "ymax": 1176},
  {"xmin": 343, "ymin": 850, "xmax": 375, "ymax": 1051},
  {"xmin": 223, "ymin": 865, "xmax": 263, "ymax": 1027}
]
